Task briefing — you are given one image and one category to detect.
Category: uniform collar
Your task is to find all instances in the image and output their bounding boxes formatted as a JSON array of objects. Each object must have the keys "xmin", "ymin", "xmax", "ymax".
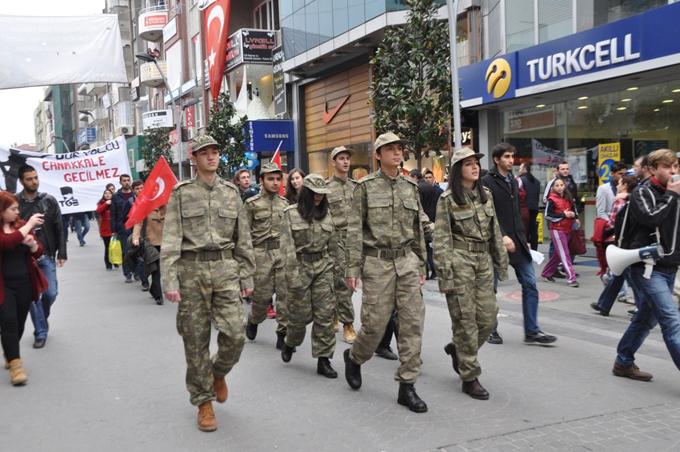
[
  {"xmin": 332, "ymin": 174, "xmax": 349, "ymax": 184},
  {"xmin": 196, "ymin": 175, "xmax": 217, "ymax": 190},
  {"xmin": 377, "ymin": 169, "xmax": 399, "ymax": 182}
]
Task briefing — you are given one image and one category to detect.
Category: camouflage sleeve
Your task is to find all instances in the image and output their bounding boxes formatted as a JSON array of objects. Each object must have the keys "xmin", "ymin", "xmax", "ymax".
[
  {"xmin": 160, "ymin": 189, "xmax": 182, "ymax": 292},
  {"xmin": 280, "ymin": 210, "xmax": 301, "ymax": 289},
  {"xmin": 234, "ymin": 199, "xmax": 255, "ymax": 289},
  {"xmin": 433, "ymin": 196, "xmax": 455, "ymax": 293},
  {"xmin": 413, "ymin": 196, "xmax": 427, "ymax": 276},
  {"xmin": 420, "ymin": 208, "xmax": 433, "ymax": 242},
  {"xmin": 488, "ymin": 198, "xmax": 509, "ymax": 280},
  {"xmin": 345, "ymin": 182, "xmax": 366, "ymax": 278},
  {"xmin": 328, "ymin": 214, "xmax": 342, "ymax": 271}
]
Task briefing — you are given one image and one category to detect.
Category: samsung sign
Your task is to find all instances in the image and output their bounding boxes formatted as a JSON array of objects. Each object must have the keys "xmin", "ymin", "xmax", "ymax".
[{"xmin": 460, "ymin": 3, "xmax": 680, "ymax": 107}]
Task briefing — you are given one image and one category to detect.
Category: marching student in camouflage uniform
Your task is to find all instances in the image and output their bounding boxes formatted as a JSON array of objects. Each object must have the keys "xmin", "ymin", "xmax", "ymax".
[
  {"xmin": 325, "ymin": 146, "xmax": 357, "ymax": 344},
  {"xmin": 343, "ymin": 132, "xmax": 429, "ymax": 413},
  {"xmin": 433, "ymin": 148, "xmax": 508, "ymax": 400},
  {"xmin": 161, "ymin": 135, "xmax": 255, "ymax": 433},
  {"xmin": 280, "ymin": 174, "xmax": 340, "ymax": 379},
  {"xmin": 244, "ymin": 162, "xmax": 289, "ymax": 349}
]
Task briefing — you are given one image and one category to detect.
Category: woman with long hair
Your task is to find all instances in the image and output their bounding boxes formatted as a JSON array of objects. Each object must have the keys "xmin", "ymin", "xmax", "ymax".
[
  {"xmin": 0, "ymin": 191, "xmax": 46, "ymax": 385},
  {"xmin": 96, "ymin": 189, "xmax": 114, "ymax": 270},
  {"xmin": 433, "ymin": 148, "xmax": 508, "ymax": 400},
  {"xmin": 279, "ymin": 174, "xmax": 339, "ymax": 378},
  {"xmin": 285, "ymin": 168, "xmax": 305, "ymax": 205}
]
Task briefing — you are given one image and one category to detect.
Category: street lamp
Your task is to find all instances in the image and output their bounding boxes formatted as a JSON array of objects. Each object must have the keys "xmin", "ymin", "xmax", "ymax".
[
  {"xmin": 136, "ymin": 52, "xmax": 184, "ymax": 181},
  {"xmin": 446, "ymin": 0, "xmax": 463, "ymax": 150}
]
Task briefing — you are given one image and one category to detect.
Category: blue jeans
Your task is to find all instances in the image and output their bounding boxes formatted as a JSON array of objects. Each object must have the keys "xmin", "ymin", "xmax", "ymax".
[
  {"xmin": 616, "ymin": 266, "xmax": 680, "ymax": 370},
  {"xmin": 29, "ymin": 256, "xmax": 59, "ymax": 340},
  {"xmin": 596, "ymin": 269, "xmax": 641, "ymax": 315},
  {"xmin": 511, "ymin": 256, "xmax": 540, "ymax": 335},
  {"xmin": 74, "ymin": 215, "xmax": 90, "ymax": 245}
]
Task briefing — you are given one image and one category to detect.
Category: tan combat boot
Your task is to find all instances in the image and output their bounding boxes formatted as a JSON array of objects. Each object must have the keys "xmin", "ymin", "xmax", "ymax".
[
  {"xmin": 213, "ymin": 375, "xmax": 228, "ymax": 403},
  {"xmin": 197, "ymin": 401, "xmax": 217, "ymax": 432},
  {"xmin": 343, "ymin": 323, "xmax": 357, "ymax": 344},
  {"xmin": 8, "ymin": 359, "xmax": 28, "ymax": 386}
]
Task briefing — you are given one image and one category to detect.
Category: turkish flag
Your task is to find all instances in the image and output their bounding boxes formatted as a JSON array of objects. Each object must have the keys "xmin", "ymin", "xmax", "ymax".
[
  {"xmin": 125, "ymin": 157, "xmax": 178, "ymax": 229},
  {"xmin": 271, "ymin": 140, "xmax": 285, "ymax": 195},
  {"xmin": 203, "ymin": 0, "xmax": 231, "ymax": 102}
]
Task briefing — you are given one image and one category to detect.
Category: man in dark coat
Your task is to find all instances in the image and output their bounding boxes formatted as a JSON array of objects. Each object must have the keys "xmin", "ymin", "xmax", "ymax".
[
  {"xmin": 110, "ymin": 174, "xmax": 136, "ymax": 282},
  {"xmin": 482, "ymin": 143, "xmax": 557, "ymax": 346},
  {"xmin": 519, "ymin": 163, "xmax": 541, "ymax": 250}
]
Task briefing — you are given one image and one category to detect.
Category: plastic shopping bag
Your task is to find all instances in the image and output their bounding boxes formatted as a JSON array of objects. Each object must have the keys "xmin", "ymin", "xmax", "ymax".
[{"xmin": 109, "ymin": 237, "xmax": 123, "ymax": 266}]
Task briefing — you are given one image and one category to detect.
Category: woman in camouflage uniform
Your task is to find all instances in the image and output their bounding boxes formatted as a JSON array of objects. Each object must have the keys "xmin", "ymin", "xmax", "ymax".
[
  {"xmin": 433, "ymin": 148, "xmax": 508, "ymax": 400},
  {"xmin": 280, "ymin": 174, "xmax": 340, "ymax": 378}
]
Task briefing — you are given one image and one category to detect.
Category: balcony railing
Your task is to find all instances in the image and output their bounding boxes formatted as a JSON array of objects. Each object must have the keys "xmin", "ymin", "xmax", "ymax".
[
  {"xmin": 139, "ymin": 60, "xmax": 167, "ymax": 88},
  {"xmin": 138, "ymin": 4, "xmax": 168, "ymax": 42}
]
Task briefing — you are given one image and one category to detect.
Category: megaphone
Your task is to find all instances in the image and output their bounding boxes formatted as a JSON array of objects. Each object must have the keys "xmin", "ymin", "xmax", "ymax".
[{"xmin": 606, "ymin": 244, "xmax": 660, "ymax": 276}]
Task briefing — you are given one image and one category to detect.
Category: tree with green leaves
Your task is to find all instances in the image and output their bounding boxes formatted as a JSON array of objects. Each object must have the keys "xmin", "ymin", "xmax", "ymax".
[
  {"xmin": 207, "ymin": 92, "xmax": 250, "ymax": 179},
  {"xmin": 370, "ymin": 0, "xmax": 452, "ymax": 167},
  {"xmin": 140, "ymin": 126, "xmax": 173, "ymax": 180}
]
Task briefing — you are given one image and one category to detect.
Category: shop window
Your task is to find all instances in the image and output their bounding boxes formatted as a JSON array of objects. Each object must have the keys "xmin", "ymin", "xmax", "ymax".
[
  {"xmin": 318, "ymin": 0, "xmax": 334, "ymax": 44},
  {"xmin": 576, "ymin": 0, "xmax": 668, "ymax": 31},
  {"xmin": 484, "ymin": 0, "xmax": 502, "ymax": 58},
  {"xmin": 505, "ymin": 0, "xmax": 535, "ymax": 52},
  {"xmin": 306, "ymin": 1, "xmax": 320, "ymax": 48},
  {"xmin": 254, "ymin": 0, "xmax": 280, "ymax": 30},
  {"xmin": 333, "ymin": 0, "xmax": 350, "ymax": 36},
  {"xmin": 348, "ymin": 0, "xmax": 364, "ymax": 30},
  {"xmin": 365, "ymin": 0, "xmax": 386, "ymax": 21},
  {"xmin": 538, "ymin": 0, "xmax": 573, "ymax": 42}
]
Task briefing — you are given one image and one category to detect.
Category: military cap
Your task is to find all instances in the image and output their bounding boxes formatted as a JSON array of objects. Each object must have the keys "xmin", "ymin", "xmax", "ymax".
[
  {"xmin": 191, "ymin": 134, "xmax": 219, "ymax": 154},
  {"xmin": 260, "ymin": 162, "xmax": 282, "ymax": 174},
  {"xmin": 331, "ymin": 145, "xmax": 353, "ymax": 160},
  {"xmin": 374, "ymin": 132, "xmax": 408, "ymax": 152},
  {"xmin": 450, "ymin": 147, "xmax": 484, "ymax": 166},
  {"xmin": 302, "ymin": 174, "xmax": 330, "ymax": 194}
]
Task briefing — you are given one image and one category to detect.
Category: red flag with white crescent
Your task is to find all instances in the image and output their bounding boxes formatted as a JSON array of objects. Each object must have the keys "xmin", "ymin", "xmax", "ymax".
[
  {"xmin": 203, "ymin": 0, "xmax": 231, "ymax": 102},
  {"xmin": 271, "ymin": 140, "xmax": 285, "ymax": 195},
  {"xmin": 125, "ymin": 157, "xmax": 178, "ymax": 229}
]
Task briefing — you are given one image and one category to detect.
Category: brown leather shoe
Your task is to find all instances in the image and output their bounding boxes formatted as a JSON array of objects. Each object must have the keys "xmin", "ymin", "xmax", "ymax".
[
  {"xmin": 197, "ymin": 401, "xmax": 217, "ymax": 432},
  {"xmin": 8, "ymin": 359, "xmax": 28, "ymax": 386},
  {"xmin": 213, "ymin": 375, "xmax": 228, "ymax": 403},
  {"xmin": 343, "ymin": 324, "xmax": 357, "ymax": 344},
  {"xmin": 462, "ymin": 379, "xmax": 489, "ymax": 400},
  {"xmin": 612, "ymin": 362, "xmax": 653, "ymax": 381}
]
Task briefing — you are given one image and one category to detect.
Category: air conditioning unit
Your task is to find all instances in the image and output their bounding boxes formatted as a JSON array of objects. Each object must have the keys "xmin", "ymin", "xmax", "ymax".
[{"xmin": 120, "ymin": 126, "xmax": 135, "ymax": 136}]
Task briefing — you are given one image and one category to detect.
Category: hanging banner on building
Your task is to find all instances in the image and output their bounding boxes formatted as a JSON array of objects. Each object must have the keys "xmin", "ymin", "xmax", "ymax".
[
  {"xmin": 202, "ymin": 0, "xmax": 232, "ymax": 101},
  {"xmin": 597, "ymin": 142, "xmax": 621, "ymax": 185},
  {"xmin": 0, "ymin": 15, "xmax": 128, "ymax": 89},
  {"xmin": 0, "ymin": 137, "xmax": 131, "ymax": 214},
  {"xmin": 226, "ymin": 29, "xmax": 276, "ymax": 71},
  {"xmin": 272, "ymin": 46, "xmax": 286, "ymax": 116}
]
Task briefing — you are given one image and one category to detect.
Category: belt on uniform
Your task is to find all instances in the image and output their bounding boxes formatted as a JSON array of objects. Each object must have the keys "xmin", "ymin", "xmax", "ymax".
[
  {"xmin": 452, "ymin": 240, "xmax": 488, "ymax": 252},
  {"xmin": 254, "ymin": 238, "xmax": 280, "ymax": 250},
  {"xmin": 181, "ymin": 249, "xmax": 233, "ymax": 262},
  {"xmin": 363, "ymin": 248, "xmax": 407, "ymax": 260},
  {"xmin": 297, "ymin": 251, "xmax": 326, "ymax": 263}
]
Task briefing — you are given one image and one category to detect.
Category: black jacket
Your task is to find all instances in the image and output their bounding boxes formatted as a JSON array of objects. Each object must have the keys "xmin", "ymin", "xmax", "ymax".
[
  {"xmin": 418, "ymin": 180, "xmax": 443, "ymax": 223},
  {"xmin": 482, "ymin": 168, "xmax": 531, "ymax": 265},
  {"xmin": 626, "ymin": 178, "xmax": 680, "ymax": 272},
  {"xmin": 111, "ymin": 189, "xmax": 135, "ymax": 235},
  {"xmin": 520, "ymin": 173, "xmax": 541, "ymax": 211},
  {"xmin": 17, "ymin": 191, "xmax": 67, "ymax": 260}
]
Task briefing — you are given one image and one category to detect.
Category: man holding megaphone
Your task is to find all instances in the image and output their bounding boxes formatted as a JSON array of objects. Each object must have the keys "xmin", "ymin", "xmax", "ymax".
[{"xmin": 612, "ymin": 149, "xmax": 680, "ymax": 381}]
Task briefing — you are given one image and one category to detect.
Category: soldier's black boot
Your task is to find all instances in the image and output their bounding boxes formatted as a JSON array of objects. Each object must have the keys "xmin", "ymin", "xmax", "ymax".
[
  {"xmin": 317, "ymin": 357, "xmax": 338, "ymax": 378},
  {"xmin": 443, "ymin": 343, "xmax": 460, "ymax": 375},
  {"xmin": 276, "ymin": 331, "xmax": 285, "ymax": 350},
  {"xmin": 462, "ymin": 379, "xmax": 490, "ymax": 400},
  {"xmin": 343, "ymin": 349, "xmax": 362, "ymax": 389},
  {"xmin": 281, "ymin": 343, "xmax": 295, "ymax": 363},
  {"xmin": 397, "ymin": 383, "xmax": 428, "ymax": 413},
  {"xmin": 245, "ymin": 322, "xmax": 258, "ymax": 341}
]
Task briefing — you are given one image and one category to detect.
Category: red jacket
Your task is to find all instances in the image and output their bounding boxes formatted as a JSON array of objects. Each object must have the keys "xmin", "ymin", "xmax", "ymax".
[
  {"xmin": 0, "ymin": 229, "xmax": 44, "ymax": 306},
  {"xmin": 545, "ymin": 193, "xmax": 575, "ymax": 232},
  {"xmin": 96, "ymin": 200, "xmax": 113, "ymax": 237}
]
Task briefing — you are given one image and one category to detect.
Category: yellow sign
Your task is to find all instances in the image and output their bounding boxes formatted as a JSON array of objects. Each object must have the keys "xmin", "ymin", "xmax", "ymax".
[
  {"xmin": 597, "ymin": 142, "xmax": 621, "ymax": 185},
  {"xmin": 485, "ymin": 58, "xmax": 512, "ymax": 98}
]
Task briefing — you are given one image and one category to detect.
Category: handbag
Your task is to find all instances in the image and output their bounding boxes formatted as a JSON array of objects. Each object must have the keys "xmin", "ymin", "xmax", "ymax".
[
  {"xmin": 568, "ymin": 228, "xmax": 587, "ymax": 255},
  {"xmin": 109, "ymin": 237, "xmax": 123, "ymax": 265}
]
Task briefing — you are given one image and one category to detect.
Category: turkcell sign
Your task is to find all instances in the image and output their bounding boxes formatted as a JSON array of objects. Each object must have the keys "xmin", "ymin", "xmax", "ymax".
[{"xmin": 459, "ymin": 3, "xmax": 680, "ymax": 107}]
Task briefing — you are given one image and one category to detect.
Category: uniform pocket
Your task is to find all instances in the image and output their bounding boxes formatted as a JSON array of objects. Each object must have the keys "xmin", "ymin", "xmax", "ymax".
[
  {"xmin": 217, "ymin": 208, "xmax": 238, "ymax": 237},
  {"xmin": 290, "ymin": 221, "xmax": 311, "ymax": 246},
  {"xmin": 181, "ymin": 207, "xmax": 206, "ymax": 230},
  {"xmin": 367, "ymin": 196, "xmax": 392, "ymax": 227},
  {"xmin": 451, "ymin": 207, "xmax": 477, "ymax": 236}
]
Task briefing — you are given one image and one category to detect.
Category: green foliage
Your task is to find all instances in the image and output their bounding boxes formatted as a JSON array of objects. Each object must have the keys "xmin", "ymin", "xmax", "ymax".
[
  {"xmin": 370, "ymin": 0, "xmax": 452, "ymax": 166},
  {"xmin": 140, "ymin": 126, "xmax": 173, "ymax": 180},
  {"xmin": 206, "ymin": 92, "xmax": 250, "ymax": 179}
]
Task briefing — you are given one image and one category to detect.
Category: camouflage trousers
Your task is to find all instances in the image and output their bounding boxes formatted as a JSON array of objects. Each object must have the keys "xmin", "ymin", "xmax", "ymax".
[
  {"xmin": 334, "ymin": 235, "xmax": 355, "ymax": 324},
  {"xmin": 350, "ymin": 250, "xmax": 425, "ymax": 384},
  {"xmin": 176, "ymin": 258, "xmax": 245, "ymax": 406},
  {"xmin": 285, "ymin": 256, "xmax": 336, "ymax": 358},
  {"xmin": 248, "ymin": 247, "xmax": 287, "ymax": 334},
  {"xmin": 445, "ymin": 250, "xmax": 498, "ymax": 382}
]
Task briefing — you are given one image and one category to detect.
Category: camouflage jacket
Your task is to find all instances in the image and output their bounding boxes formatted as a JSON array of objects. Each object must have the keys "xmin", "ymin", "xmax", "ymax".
[
  {"xmin": 160, "ymin": 176, "xmax": 255, "ymax": 291},
  {"xmin": 345, "ymin": 170, "xmax": 427, "ymax": 278},
  {"xmin": 325, "ymin": 175, "xmax": 356, "ymax": 232},
  {"xmin": 280, "ymin": 205, "xmax": 340, "ymax": 288},
  {"xmin": 244, "ymin": 191, "xmax": 288, "ymax": 245},
  {"xmin": 433, "ymin": 187, "xmax": 508, "ymax": 293}
]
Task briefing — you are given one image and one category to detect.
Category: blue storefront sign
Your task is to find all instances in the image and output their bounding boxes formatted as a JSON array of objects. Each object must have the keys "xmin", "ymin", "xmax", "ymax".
[
  {"xmin": 76, "ymin": 127, "xmax": 96, "ymax": 146},
  {"xmin": 246, "ymin": 119, "xmax": 294, "ymax": 153},
  {"xmin": 460, "ymin": 3, "xmax": 680, "ymax": 107}
]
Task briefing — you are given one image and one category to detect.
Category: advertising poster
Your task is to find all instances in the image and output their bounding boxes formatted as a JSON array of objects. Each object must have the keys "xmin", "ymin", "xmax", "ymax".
[{"xmin": 597, "ymin": 142, "xmax": 621, "ymax": 185}]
